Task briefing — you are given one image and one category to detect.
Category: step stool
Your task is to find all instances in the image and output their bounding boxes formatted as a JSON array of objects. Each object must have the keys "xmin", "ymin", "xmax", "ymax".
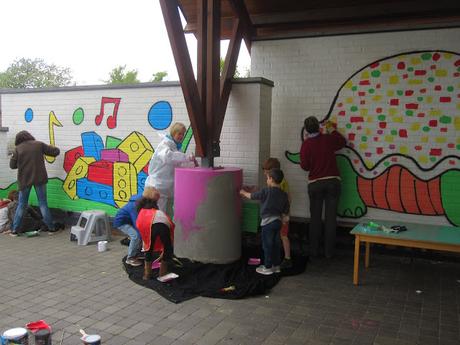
[{"xmin": 70, "ymin": 210, "xmax": 111, "ymax": 245}]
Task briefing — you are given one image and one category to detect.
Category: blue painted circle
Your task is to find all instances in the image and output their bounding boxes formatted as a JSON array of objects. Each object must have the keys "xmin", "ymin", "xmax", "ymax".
[
  {"xmin": 25, "ymin": 108, "xmax": 33, "ymax": 122},
  {"xmin": 148, "ymin": 101, "xmax": 172, "ymax": 130}
]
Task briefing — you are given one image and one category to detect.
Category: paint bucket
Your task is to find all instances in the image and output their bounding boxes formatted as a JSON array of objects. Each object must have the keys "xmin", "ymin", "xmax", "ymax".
[
  {"xmin": 26, "ymin": 319, "xmax": 52, "ymax": 345},
  {"xmin": 33, "ymin": 329, "xmax": 51, "ymax": 345},
  {"xmin": 97, "ymin": 241, "xmax": 108, "ymax": 252},
  {"xmin": 81, "ymin": 334, "xmax": 101, "ymax": 345},
  {"xmin": 1, "ymin": 327, "xmax": 29, "ymax": 344}
]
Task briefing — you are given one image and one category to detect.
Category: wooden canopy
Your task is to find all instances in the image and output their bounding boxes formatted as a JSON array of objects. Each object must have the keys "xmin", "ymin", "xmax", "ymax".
[{"xmin": 160, "ymin": 0, "xmax": 460, "ymax": 166}]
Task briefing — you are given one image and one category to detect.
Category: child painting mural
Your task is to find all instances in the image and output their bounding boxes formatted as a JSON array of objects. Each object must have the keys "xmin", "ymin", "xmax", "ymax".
[
  {"xmin": 262, "ymin": 158, "xmax": 292, "ymax": 269},
  {"xmin": 240, "ymin": 168, "xmax": 290, "ymax": 275}
]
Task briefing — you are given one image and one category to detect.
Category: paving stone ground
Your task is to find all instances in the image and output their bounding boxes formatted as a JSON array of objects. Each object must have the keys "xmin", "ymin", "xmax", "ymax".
[{"xmin": 0, "ymin": 228, "xmax": 459, "ymax": 345}]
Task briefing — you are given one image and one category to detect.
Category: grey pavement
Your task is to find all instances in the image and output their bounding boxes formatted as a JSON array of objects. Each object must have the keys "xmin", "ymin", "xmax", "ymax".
[{"xmin": 0, "ymin": 229, "xmax": 459, "ymax": 345}]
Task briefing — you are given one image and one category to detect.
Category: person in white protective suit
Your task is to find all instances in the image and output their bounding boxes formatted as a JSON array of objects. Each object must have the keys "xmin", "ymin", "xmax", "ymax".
[{"xmin": 144, "ymin": 122, "xmax": 197, "ymax": 212}]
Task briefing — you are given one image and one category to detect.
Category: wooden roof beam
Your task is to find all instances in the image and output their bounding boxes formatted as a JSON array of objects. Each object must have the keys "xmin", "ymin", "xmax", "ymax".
[
  {"xmin": 228, "ymin": 0, "xmax": 254, "ymax": 53},
  {"xmin": 215, "ymin": 18, "xmax": 243, "ymax": 142},
  {"xmin": 159, "ymin": 0, "xmax": 206, "ymax": 156}
]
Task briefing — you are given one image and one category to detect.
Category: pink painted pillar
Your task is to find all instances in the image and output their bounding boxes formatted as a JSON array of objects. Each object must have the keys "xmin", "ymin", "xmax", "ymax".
[{"xmin": 174, "ymin": 167, "xmax": 242, "ymax": 264}]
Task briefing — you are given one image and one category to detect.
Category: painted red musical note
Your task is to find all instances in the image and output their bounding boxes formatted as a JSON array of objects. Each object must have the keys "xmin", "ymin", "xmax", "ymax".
[{"xmin": 95, "ymin": 97, "xmax": 121, "ymax": 129}]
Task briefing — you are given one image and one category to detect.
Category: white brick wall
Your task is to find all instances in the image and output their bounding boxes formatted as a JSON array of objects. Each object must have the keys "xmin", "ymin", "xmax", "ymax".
[
  {"xmin": 251, "ymin": 28, "xmax": 460, "ymax": 226},
  {"xmin": 0, "ymin": 80, "xmax": 273, "ymax": 213}
]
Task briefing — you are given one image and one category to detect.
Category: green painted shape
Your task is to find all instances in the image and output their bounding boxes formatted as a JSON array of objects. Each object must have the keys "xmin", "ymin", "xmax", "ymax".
[
  {"xmin": 337, "ymin": 155, "xmax": 366, "ymax": 218},
  {"xmin": 350, "ymin": 106, "xmax": 358, "ymax": 112},
  {"xmin": 447, "ymin": 86, "xmax": 454, "ymax": 92},
  {"xmin": 285, "ymin": 151, "xmax": 300, "ymax": 164},
  {"xmin": 423, "ymin": 126, "xmax": 430, "ymax": 132},
  {"xmin": 377, "ymin": 115, "xmax": 386, "ymax": 121},
  {"xmin": 440, "ymin": 115, "xmax": 452, "ymax": 124},
  {"xmin": 421, "ymin": 53, "xmax": 432, "ymax": 60},
  {"xmin": 105, "ymin": 136, "xmax": 122, "ymax": 149},
  {"xmin": 26, "ymin": 178, "xmax": 118, "ymax": 216},
  {"xmin": 371, "ymin": 70, "xmax": 381, "ymax": 78},
  {"xmin": 441, "ymin": 170, "xmax": 460, "ymax": 226},
  {"xmin": 0, "ymin": 182, "xmax": 18, "ymax": 199},
  {"xmin": 428, "ymin": 77, "xmax": 435, "ymax": 82},
  {"xmin": 72, "ymin": 107, "xmax": 84, "ymax": 125},
  {"xmin": 351, "ymin": 220, "xmax": 460, "ymax": 244},
  {"xmin": 180, "ymin": 126, "xmax": 193, "ymax": 153},
  {"xmin": 369, "ymin": 89, "xmax": 375, "ymax": 94},
  {"xmin": 397, "ymin": 90, "xmax": 403, "ymax": 96},
  {"xmin": 241, "ymin": 200, "xmax": 260, "ymax": 233},
  {"xmin": 405, "ymin": 110, "xmax": 413, "ymax": 116}
]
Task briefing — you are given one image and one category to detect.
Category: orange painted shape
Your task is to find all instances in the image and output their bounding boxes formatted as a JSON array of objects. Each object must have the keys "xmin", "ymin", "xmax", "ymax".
[
  {"xmin": 400, "ymin": 169, "xmax": 419, "ymax": 214},
  {"xmin": 427, "ymin": 178, "xmax": 444, "ymax": 215},
  {"xmin": 415, "ymin": 179, "xmax": 437, "ymax": 215},
  {"xmin": 358, "ymin": 177, "xmax": 376, "ymax": 208},
  {"xmin": 386, "ymin": 166, "xmax": 404, "ymax": 213},
  {"xmin": 372, "ymin": 172, "xmax": 389, "ymax": 209}
]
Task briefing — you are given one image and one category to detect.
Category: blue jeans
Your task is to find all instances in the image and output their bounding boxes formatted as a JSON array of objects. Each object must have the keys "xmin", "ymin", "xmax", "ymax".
[
  {"xmin": 261, "ymin": 219, "xmax": 282, "ymax": 268},
  {"xmin": 118, "ymin": 224, "xmax": 141, "ymax": 258},
  {"xmin": 12, "ymin": 184, "xmax": 54, "ymax": 232}
]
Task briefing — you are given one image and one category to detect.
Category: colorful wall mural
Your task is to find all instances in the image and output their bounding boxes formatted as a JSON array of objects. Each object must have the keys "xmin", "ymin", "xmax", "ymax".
[
  {"xmin": 286, "ymin": 50, "xmax": 460, "ymax": 226},
  {"xmin": 1, "ymin": 94, "xmax": 193, "ymax": 216}
]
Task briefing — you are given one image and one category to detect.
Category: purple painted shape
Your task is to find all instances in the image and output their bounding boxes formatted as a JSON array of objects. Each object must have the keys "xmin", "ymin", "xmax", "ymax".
[
  {"xmin": 174, "ymin": 167, "xmax": 242, "ymax": 240},
  {"xmin": 100, "ymin": 149, "xmax": 129, "ymax": 162}
]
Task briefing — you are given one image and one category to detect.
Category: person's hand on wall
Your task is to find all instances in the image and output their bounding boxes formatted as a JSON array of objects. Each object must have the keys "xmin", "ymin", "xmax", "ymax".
[{"xmin": 325, "ymin": 120, "xmax": 336, "ymax": 134}]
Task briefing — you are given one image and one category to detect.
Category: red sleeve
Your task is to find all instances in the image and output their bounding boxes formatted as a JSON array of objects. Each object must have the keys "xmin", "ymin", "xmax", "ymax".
[
  {"xmin": 300, "ymin": 140, "xmax": 310, "ymax": 171},
  {"xmin": 329, "ymin": 131, "xmax": 346, "ymax": 151}
]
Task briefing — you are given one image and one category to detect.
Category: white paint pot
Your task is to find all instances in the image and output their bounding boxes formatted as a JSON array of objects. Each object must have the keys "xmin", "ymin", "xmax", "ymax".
[
  {"xmin": 97, "ymin": 241, "xmax": 108, "ymax": 252},
  {"xmin": 1, "ymin": 327, "xmax": 29, "ymax": 344}
]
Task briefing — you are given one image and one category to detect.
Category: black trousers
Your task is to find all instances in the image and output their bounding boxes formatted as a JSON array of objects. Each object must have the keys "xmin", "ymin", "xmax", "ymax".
[
  {"xmin": 145, "ymin": 223, "xmax": 173, "ymax": 262},
  {"xmin": 308, "ymin": 178, "xmax": 341, "ymax": 258}
]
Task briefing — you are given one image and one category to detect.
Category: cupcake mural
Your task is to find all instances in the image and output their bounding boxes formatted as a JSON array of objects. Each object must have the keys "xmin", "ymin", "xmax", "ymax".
[{"xmin": 286, "ymin": 50, "xmax": 460, "ymax": 226}]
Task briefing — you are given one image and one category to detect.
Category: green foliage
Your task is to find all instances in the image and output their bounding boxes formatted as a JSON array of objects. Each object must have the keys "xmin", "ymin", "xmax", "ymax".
[
  {"xmin": 151, "ymin": 71, "xmax": 167, "ymax": 82},
  {"xmin": 106, "ymin": 65, "xmax": 140, "ymax": 84},
  {"xmin": 219, "ymin": 57, "xmax": 249, "ymax": 78},
  {"xmin": 0, "ymin": 58, "xmax": 73, "ymax": 88}
]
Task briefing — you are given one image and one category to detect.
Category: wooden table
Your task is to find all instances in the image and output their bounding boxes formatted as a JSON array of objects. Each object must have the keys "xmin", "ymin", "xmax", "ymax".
[{"xmin": 350, "ymin": 221, "xmax": 460, "ymax": 285}]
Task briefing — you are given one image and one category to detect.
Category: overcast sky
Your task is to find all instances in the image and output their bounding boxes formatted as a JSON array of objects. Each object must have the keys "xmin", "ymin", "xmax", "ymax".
[{"xmin": 0, "ymin": 0, "xmax": 250, "ymax": 85}]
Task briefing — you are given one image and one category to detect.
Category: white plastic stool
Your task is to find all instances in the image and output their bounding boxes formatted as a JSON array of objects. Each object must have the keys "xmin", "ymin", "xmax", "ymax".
[{"xmin": 70, "ymin": 210, "xmax": 111, "ymax": 245}]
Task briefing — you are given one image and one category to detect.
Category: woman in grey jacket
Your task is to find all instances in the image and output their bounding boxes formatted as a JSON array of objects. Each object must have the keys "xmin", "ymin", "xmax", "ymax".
[{"xmin": 9, "ymin": 131, "xmax": 60, "ymax": 236}]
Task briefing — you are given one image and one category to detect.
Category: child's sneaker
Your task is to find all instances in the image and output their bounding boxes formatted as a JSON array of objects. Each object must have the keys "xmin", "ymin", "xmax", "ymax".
[
  {"xmin": 280, "ymin": 258, "xmax": 292, "ymax": 269},
  {"xmin": 256, "ymin": 265, "xmax": 274, "ymax": 275},
  {"xmin": 126, "ymin": 257, "xmax": 143, "ymax": 267}
]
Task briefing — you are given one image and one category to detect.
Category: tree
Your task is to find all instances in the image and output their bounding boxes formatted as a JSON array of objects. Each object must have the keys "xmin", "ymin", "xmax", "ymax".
[
  {"xmin": 0, "ymin": 58, "xmax": 73, "ymax": 88},
  {"xmin": 106, "ymin": 65, "xmax": 140, "ymax": 84},
  {"xmin": 219, "ymin": 58, "xmax": 249, "ymax": 78},
  {"xmin": 151, "ymin": 71, "xmax": 168, "ymax": 82}
]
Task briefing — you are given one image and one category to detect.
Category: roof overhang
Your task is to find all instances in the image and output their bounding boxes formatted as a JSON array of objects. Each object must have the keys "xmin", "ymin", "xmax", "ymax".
[{"xmin": 178, "ymin": 0, "xmax": 460, "ymax": 40}]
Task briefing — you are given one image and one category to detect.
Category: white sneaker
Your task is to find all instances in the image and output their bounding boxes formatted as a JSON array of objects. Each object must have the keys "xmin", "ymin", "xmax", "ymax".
[
  {"xmin": 256, "ymin": 265, "xmax": 274, "ymax": 275},
  {"xmin": 272, "ymin": 266, "xmax": 281, "ymax": 273}
]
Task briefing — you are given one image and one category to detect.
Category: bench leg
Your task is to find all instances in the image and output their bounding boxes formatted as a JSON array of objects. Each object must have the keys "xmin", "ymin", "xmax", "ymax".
[
  {"xmin": 365, "ymin": 242, "xmax": 370, "ymax": 268},
  {"xmin": 353, "ymin": 235, "xmax": 360, "ymax": 285}
]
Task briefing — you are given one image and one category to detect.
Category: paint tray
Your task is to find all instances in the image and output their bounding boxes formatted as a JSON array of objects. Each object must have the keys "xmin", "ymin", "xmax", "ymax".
[{"xmin": 157, "ymin": 273, "xmax": 179, "ymax": 282}]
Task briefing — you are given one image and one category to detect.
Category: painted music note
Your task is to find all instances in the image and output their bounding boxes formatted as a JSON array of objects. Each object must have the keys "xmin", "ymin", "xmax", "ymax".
[
  {"xmin": 95, "ymin": 97, "xmax": 121, "ymax": 129},
  {"xmin": 45, "ymin": 111, "xmax": 63, "ymax": 163}
]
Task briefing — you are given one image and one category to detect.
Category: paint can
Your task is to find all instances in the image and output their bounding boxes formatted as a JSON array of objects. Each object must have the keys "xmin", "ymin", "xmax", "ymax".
[
  {"xmin": 97, "ymin": 241, "xmax": 108, "ymax": 252},
  {"xmin": 81, "ymin": 334, "xmax": 101, "ymax": 345},
  {"xmin": 33, "ymin": 329, "xmax": 51, "ymax": 345},
  {"xmin": 1, "ymin": 327, "xmax": 29, "ymax": 344}
]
